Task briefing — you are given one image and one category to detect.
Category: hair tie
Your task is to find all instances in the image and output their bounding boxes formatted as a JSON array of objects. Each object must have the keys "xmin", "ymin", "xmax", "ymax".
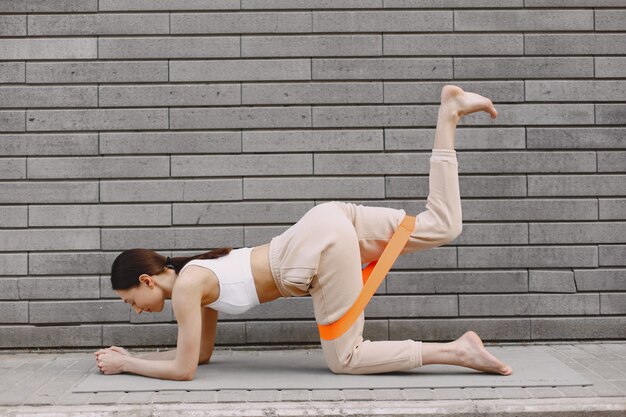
[{"xmin": 165, "ymin": 256, "xmax": 174, "ymax": 269}]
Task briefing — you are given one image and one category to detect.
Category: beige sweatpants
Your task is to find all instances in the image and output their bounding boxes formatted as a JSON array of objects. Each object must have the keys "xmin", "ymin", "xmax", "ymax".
[{"xmin": 268, "ymin": 148, "xmax": 461, "ymax": 374}]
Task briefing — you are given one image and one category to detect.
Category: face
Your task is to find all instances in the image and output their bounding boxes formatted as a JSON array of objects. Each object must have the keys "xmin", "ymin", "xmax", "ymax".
[{"xmin": 116, "ymin": 274, "xmax": 165, "ymax": 314}]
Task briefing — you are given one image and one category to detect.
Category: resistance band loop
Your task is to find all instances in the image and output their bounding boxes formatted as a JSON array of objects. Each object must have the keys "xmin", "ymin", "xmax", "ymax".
[{"xmin": 317, "ymin": 214, "xmax": 416, "ymax": 341}]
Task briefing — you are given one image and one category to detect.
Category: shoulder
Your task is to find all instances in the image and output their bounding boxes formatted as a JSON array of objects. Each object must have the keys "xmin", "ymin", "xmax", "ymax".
[{"xmin": 173, "ymin": 264, "xmax": 217, "ymax": 300}]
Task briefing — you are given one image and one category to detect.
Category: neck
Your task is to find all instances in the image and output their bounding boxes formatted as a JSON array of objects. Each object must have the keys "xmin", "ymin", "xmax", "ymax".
[{"xmin": 159, "ymin": 269, "xmax": 177, "ymax": 300}]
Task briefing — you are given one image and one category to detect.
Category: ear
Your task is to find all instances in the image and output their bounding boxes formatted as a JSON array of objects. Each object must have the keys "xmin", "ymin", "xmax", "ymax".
[{"xmin": 139, "ymin": 274, "xmax": 154, "ymax": 288}]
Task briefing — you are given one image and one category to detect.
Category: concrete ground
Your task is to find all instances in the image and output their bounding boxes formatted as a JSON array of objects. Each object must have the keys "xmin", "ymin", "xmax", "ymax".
[{"xmin": 1, "ymin": 341, "xmax": 626, "ymax": 416}]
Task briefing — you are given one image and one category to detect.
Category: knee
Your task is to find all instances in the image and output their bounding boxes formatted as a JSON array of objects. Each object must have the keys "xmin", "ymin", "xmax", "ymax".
[{"xmin": 446, "ymin": 223, "xmax": 462, "ymax": 242}]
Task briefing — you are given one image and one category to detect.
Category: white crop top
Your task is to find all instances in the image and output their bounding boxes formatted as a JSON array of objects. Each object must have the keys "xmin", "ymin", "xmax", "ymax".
[{"xmin": 177, "ymin": 247, "xmax": 260, "ymax": 315}]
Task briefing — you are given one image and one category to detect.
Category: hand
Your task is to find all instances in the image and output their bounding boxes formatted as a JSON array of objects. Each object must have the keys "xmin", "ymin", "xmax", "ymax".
[
  {"xmin": 95, "ymin": 349, "xmax": 127, "ymax": 375},
  {"xmin": 95, "ymin": 345, "xmax": 131, "ymax": 358}
]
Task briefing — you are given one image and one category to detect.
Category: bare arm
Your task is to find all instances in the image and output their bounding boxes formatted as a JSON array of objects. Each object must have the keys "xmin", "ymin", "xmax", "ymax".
[{"xmin": 133, "ymin": 305, "xmax": 217, "ymax": 363}]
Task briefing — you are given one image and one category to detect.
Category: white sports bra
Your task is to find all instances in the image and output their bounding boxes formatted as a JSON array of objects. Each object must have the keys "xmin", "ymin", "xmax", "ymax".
[{"xmin": 177, "ymin": 247, "xmax": 260, "ymax": 315}]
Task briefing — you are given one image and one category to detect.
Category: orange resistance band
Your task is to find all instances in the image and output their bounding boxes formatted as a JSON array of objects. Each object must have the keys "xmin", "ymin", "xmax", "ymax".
[{"xmin": 317, "ymin": 214, "xmax": 417, "ymax": 341}]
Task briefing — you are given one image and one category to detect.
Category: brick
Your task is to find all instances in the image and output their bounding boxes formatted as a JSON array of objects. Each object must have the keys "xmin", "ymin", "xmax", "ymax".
[
  {"xmin": 29, "ymin": 252, "xmax": 116, "ymax": 275},
  {"xmin": 242, "ymin": 82, "xmax": 382, "ymax": 105},
  {"xmin": 0, "ymin": 133, "xmax": 98, "ymax": 156},
  {"xmin": 601, "ymin": 294, "xmax": 626, "ymax": 314},
  {"xmin": 600, "ymin": 150, "xmax": 626, "ymax": 172},
  {"xmin": 384, "ymin": 0, "xmax": 521, "ymax": 7},
  {"xmin": 242, "ymin": 35, "xmax": 381, "ymax": 57},
  {"xmin": 596, "ymin": 104, "xmax": 626, "ymax": 124},
  {"xmin": 384, "ymin": 34, "xmax": 522, "ymax": 56},
  {"xmin": 368, "ymin": 295, "xmax": 457, "ymax": 317},
  {"xmin": 0, "ymin": 277, "xmax": 20, "ymax": 300},
  {"xmin": 596, "ymin": 9, "xmax": 626, "ymax": 30},
  {"xmin": 171, "ymin": 59, "xmax": 310, "ymax": 81},
  {"xmin": 0, "ymin": 39, "xmax": 96, "ymax": 60},
  {"xmin": 0, "ymin": 0, "xmax": 97, "ymax": 12},
  {"xmin": 28, "ymin": 13, "xmax": 168, "ymax": 35},
  {"xmin": 600, "ymin": 245, "xmax": 626, "ymax": 266},
  {"xmin": 527, "ymin": 128, "xmax": 626, "ymax": 149},
  {"xmin": 243, "ymin": 129, "xmax": 382, "ymax": 153},
  {"xmin": 100, "ymin": 84, "xmax": 240, "ymax": 106},
  {"xmin": 390, "ymin": 318, "xmax": 531, "ymax": 341},
  {"xmin": 0, "ymin": 111, "xmax": 26, "ymax": 132},
  {"xmin": 385, "ymin": 81, "xmax": 523, "ymax": 103},
  {"xmin": 0, "ymin": 229, "xmax": 99, "ymax": 251},
  {"xmin": 530, "ymin": 222, "xmax": 626, "ymax": 244},
  {"xmin": 313, "ymin": 105, "xmax": 438, "ymax": 127},
  {"xmin": 172, "ymin": 106, "xmax": 311, "ymax": 129},
  {"xmin": 595, "ymin": 57, "xmax": 626, "ymax": 78},
  {"xmin": 172, "ymin": 12, "xmax": 311, "ymax": 33},
  {"xmin": 101, "ymin": 226, "xmax": 243, "ymax": 250},
  {"xmin": 529, "ymin": 174, "xmax": 626, "ymax": 196},
  {"xmin": 597, "ymin": 276, "xmax": 625, "ymax": 302},
  {"xmin": 29, "ymin": 204, "xmax": 171, "ymax": 227},
  {"xmin": 451, "ymin": 223, "xmax": 528, "ymax": 245},
  {"xmin": 387, "ymin": 270, "xmax": 528, "ymax": 294},
  {"xmin": 458, "ymin": 246, "xmax": 597, "ymax": 268},
  {"xmin": 244, "ymin": 177, "xmax": 385, "ymax": 199},
  {"xmin": 313, "ymin": 58, "xmax": 451, "ymax": 80},
  {"xmin": 526, "ymin": 80, "xmax": 626, "ymax": 102},
  {"xmin": 385, "ymin": 127, "xmax": 525, "ymax": 151},
  {"xmin": 0, "ymin": 302, "xmax": 28, "ymax": 323},
  {"xmin": 0, "ymin": 15, "xmax": 26, "ymax": 36},
  {"xmin": 103, "ymin": 322, "xmax": 245, "ymax": 346},
  {"xmin": 30, "ymin": 300, "xmax": 127, "ymax": 324},
  {"xmin": 525, "ymin": 0, "xmax": 626, "ymax": 6},
  {"xmin": 99, "ymin": 131, "xmax": 241, "ymax": 155},
  {"xmin": 0, "ymin": 86, "xmax": 96, "ymax": 108},
  {"xmin": 99, "ymin": 37, "xmax": 239, "ymax": 59},
  {"xmin": 0, "ymin": 206, "xmax": 26, "ymax": 227},
  {"xmin": 455, "ymin": 10, "xmax": 592, "ymax": 31},
  {"xmin": 173, "ymin": 201, "xmax": 313, "ymax": 225},
  {"xmin": 525, "ymin": 34, "xmax": 626, "ymax": 55},
  {"xmin": 100, "ymin": 179, "xmax": 241, "ymax": 202},
  {"xmin": 101, "ymin": 0, "xmax": 238, "ymax": 11},
  {"xmin": 600, "ymin": 199, "xmax": 626, "ymax": 220},
  {"xmin": 454, "ymin": 57, "xmax": 593, "ymax": 79},
  {"xmin": 313, "ymin": 10, "xmax": 451, "ymax": 32},
  {"xmin": 0, "ymin": 62, "xmax": 25, "ymax": 83},
  {"xmin": 27, "ymin": 109, "xmax": 168, "ymax": 131},
  {"xmin": 461, "ymin": 294, "xmax": 599, "ymax": 316},
  {"xmin": 247, "ymin": 320, "xmax": 357, "ymax": 343},
  {"xmin": 0, "ymin": 325, "xmax": 101, "ymax": 348},
  {"xmin": 315, "ymin": 152, "xmax": 429, "ymax": 175},
  {"xmin": 172, "ymin": 154, "xmax": 311, "ymax": 177},
  {"xmin": 0, "ymin": 158, "xmax": 25, "ymax": 179},
  {"xmin": 0, "ymin": 254, "xmax": 27, "ymax": 275},
  {"xmin": 28, "ymin": 156, "xmax": 168, "ymax": 179},
  {"xmin": 243, "ymin": 0, "xmax": 380, "ymax": 9},
  {"xmin": 27, "ymin": 61, "xmax": 168, "ymax": 83},
  {"xmin": 19, "ymin": 277, "xmax": 100, "ymax": 299},
  {"xmin": 529, "ymin": 270, "xmax": 576, "ymax": 293},
  {"xmin": 465, "ymin": 199, "xmax": 597, "ymax": 221},
  {"xmin": 0, "ymin": 181, "xmax": 98, "ymax": 203},
  {"xmin": 532, "ymin": 317, "xmax": 626, "ymax": 339},
  {"xmin": 395, "ymin": 247, "xmax": 457, "ymax": 269}
]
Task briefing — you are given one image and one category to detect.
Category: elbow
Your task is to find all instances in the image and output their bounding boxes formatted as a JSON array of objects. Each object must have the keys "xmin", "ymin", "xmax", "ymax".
[{"xmin": 177, "ymin": 367, "xmax": 197, "ymax": 381}]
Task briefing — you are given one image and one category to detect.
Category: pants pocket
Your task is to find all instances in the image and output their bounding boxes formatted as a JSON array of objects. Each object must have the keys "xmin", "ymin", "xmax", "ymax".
[{"xmin": 281, "ymin": 266, "xmax": 317, "ymax": 293}]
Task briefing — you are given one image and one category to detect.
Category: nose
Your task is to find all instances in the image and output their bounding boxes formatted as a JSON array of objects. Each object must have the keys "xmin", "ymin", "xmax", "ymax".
[{"xmin": 133, "ymin": 305, "xmax": 141, "ymax": 314}]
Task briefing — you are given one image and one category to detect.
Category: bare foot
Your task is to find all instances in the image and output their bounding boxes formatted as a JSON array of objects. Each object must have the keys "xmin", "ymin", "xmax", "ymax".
[
  {"xmin": 440, "ymin": 85, "xmax": 498, "ymax": 122},
  {"xmin": 453, "ymin": 331, "xmax": 513, "ymax": 375}
]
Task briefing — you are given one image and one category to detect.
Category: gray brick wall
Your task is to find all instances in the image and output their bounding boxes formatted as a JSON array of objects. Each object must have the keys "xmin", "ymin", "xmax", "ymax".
[{"xmin": 0, "ymin": 0, "xmax": 624, "ymax": 349}]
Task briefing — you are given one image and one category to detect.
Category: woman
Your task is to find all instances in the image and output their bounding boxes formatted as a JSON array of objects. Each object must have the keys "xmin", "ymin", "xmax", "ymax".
[{"xmin": 95, "ymin": 85, "xmax": 513, "ymax": 380}]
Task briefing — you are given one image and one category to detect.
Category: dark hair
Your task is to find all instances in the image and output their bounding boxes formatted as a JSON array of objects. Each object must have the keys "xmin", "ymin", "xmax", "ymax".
[{"xmin": 110, "ymin": 247, "xmax": 233, "ymax": 291}]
